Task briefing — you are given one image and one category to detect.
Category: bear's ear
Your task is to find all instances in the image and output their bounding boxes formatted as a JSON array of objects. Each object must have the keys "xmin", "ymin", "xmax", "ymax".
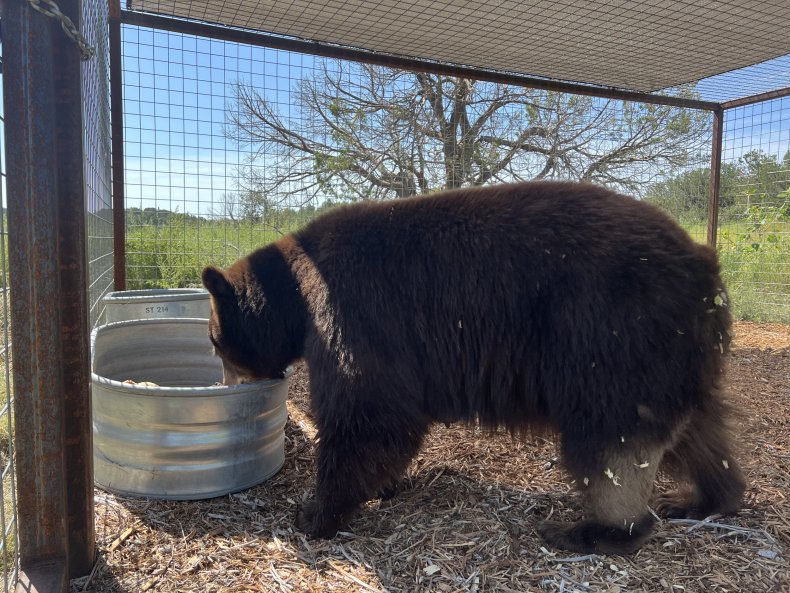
[{"xmin": 202, "ymin": 266, "xmax": 233, "ymax": 300}]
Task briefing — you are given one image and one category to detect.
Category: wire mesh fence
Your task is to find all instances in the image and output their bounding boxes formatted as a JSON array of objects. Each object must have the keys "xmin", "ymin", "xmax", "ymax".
[
  {"xmin": 0, "ymin": 1, "xmax": 781, "ymax": 591},
  {"xmin": 129, "ymin": 0, "xmax": 790, "ymax": 105},
  {"xmin": 121, "ymin": 24, "xmax": 721, "ymax": 288},
  {"xmin": 84, "ymin": 0, "xmax": 115, "ymax": 327},
  {"xmin": 0, "ymin": 0, "xmax": 113, "ymax": 588},
  {"xmin": 0, "ymin": 24, "xmax": 19, "ymax": 593},
  {"xmin": 719, "ymin": 97, "xmax": 790, "ymax": 322},
  {"xmin": 120, "ymin": 26, "xmax": 357, "ymax": 287},
  {"xmin": 666, "ymin": 54, "xmax": 790, "ymax": 106}
]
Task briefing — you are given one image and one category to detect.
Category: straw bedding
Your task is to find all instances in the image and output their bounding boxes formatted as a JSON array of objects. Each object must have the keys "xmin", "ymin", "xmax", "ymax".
[{"xmin": 73, "ymin": 321, "xmax": 789, "ymax": 593}]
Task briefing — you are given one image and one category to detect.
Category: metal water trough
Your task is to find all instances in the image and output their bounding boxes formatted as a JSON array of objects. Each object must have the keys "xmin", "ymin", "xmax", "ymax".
[
  {"xmin": 102, "ymin": 288, "xmax": 211, "ymax": 322},
  {"xmin": 91, "ymin": 318, "xmax": 290, "ymax": 500}
]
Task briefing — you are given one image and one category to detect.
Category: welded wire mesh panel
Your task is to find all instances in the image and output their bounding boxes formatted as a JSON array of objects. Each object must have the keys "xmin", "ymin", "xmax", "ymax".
[
  {"xmin": 719, "ymin": 98, "xmax": 790, "ymax": 322},
  {"xmin": 130, "ymin": 0, "xmax": 790, "ymax": 100},
  {"xmin": 83, "ymin": 0, "xmax": 114, "ymax": 326},
  {"xmin": 122, "ymin": 26, "xmax": 327, "ymax": 286},
  {"xmin": 121, "ymin": 24, "xmax": 714, "ymax": 288},
  {"xmin": 0, "ymin": 0, "xmax": 112, "ymax": 586},
  {"xmin": 687, "ymin": 54, "xmax": 790, "ymax": 105},
  {"xmin": 0, "ymin": 29, "xmax": 19, "ymax": 593}
]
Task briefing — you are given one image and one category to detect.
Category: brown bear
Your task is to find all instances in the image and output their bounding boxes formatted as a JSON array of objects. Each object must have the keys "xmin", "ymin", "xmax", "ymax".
[{"xmin": 202, "ymin": 180, "xmax": 744, "ymax": 554}]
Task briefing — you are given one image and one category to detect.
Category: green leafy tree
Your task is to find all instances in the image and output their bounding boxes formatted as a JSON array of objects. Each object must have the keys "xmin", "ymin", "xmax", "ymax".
[
  {"xmin": 644, "ymin": 164, "xmax": 741, "ymax": 220},
  {"xmin": 736, "ymin": 149, "xmax": 790, "ymax": 210}
]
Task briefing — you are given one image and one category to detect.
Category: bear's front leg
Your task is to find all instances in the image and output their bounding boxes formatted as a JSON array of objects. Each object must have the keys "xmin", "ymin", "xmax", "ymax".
[
  {"xmin": 295, "ymin": 410, "xmax": 428, "ymax": 539},
  {"xmin": 295, "ymin": 498, "xmax": 345, "ymax": 539}
]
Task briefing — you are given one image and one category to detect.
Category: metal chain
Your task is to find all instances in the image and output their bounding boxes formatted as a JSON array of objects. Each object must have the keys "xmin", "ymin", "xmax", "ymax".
[{"xmin": 27, "ymin": 0, "xmax": 96, "ymax": 61}]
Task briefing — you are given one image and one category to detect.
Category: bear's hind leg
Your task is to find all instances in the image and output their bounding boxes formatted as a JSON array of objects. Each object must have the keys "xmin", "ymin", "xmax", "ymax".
[
  {"xmin": 656, "ymin": 402, "xmax": 744, "ymax": 519},
  {"xmin": 296, "ymin": 410, "xmax": 428, "ymax": 538},
  {"xmin": 539, "ymin": 441, "xmax": 665, "ymax": 555}
]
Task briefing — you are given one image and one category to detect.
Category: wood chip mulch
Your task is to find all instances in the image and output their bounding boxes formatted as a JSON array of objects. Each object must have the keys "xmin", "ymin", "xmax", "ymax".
[{"xmin": 73, "ymin": 321, "xmax": 790, "ymax": 593}]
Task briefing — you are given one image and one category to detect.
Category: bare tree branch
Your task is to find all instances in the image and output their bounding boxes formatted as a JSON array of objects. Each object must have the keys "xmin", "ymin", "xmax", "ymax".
[{"xmin": 224, "ymin": 60, "xmax": 710, "ymax": 212}]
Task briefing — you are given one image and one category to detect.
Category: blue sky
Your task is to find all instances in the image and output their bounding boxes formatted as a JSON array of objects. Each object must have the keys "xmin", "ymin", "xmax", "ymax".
[
  {"xmin": 0, "ymin": 25, "xmax": 787, "ymax": 215},
  {"xmin": 116, "ymin": 26, "xmax": 789, "ymax": 216},
  {"xmin": 122, "ymin": 26, "xmax": 304, "ymax": 217}
]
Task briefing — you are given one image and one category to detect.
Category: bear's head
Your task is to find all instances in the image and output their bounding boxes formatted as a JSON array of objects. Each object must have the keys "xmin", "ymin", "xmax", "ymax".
[{"xmin": 202, "ymin": 256, "xmax": 306, "ymax": 384}]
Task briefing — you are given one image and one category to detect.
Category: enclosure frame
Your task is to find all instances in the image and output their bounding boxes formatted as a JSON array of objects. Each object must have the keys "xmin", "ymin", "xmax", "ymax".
[
  {"xmin": 110, "ymin": 0, "xmax": 127, "ymax": 292},
  {"xmin": 3, "ymin": 1, "xmax": 96, "ymax": 591},
  {"xmin": 109, "ymin": 8, "xmax": 790, "ymax": 284},
  {"xmin": 2, "ymin": 1, "xmax": 789, "ymax": 592}
]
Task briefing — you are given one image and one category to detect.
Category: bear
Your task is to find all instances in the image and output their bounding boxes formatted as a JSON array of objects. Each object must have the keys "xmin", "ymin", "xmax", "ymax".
[{"xmin": 201, "ymin": 180, "xmax": 745, "ymax": 554}]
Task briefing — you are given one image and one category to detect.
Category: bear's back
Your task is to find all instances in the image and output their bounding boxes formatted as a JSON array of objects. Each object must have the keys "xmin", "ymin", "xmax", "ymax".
[
  {"xmin": 288, "ymin": 181, "xmax": 727, "ymax": 433},
  {"xmin": 294, "ymin": 181, "xmax": 713, "ymax": 317}
]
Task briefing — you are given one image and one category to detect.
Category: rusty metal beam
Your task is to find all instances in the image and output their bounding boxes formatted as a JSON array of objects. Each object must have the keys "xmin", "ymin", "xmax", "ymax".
[
  {"xmin": 121, "ymin": 10, "xmax": 722, "ymax": 112},
  {"xmin": 707, "ymin": 109, "xmax": 724, "ymax": 248},
  {"xmin": 3, "ymin": 0, "xmax": 95, "ymax": 588},
  {"xmin": 4, "ymin": 0, "xmax": 69, "ymax": 576},
  {"xmin": 15, "ymin": 561, "xmax": 67, "ymax": 593},
  {"xmin": 55, "ymin": 0, "xmax": 96, "ymax": 575},
  {"xmin": 721, "ymin": 86, "xmax": 790, "ymax": 110},
  {"xmin": 111, "ymin": 0, "xmax": 127, "ymax": 290}
]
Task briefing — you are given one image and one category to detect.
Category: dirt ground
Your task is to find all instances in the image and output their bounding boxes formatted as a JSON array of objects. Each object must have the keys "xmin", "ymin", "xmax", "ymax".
[{"xmin": 74, "ymin": 321, "xmax": 789, "ymax": 593}]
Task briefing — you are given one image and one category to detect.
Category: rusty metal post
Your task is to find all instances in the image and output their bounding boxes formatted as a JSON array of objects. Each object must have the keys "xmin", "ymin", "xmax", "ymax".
[
  {"xmin": 56, "ymin": 0, "xmax": 97, "ymax": 573},
  {"xmin": 3, "ymin": 0, "xmax": 95, "ymax": 589},
  {"xmin": 110, "ymin": 0, "xmax": 127, "ymax": 290},
  {"xmin": 707, "ymin": 109, "xmax": 724, "ymax": 248}
]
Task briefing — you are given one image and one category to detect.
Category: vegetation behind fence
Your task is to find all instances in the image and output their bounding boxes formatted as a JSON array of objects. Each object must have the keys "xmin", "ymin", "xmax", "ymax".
[
  {"xmin": 121, "ymin": 27, "xmax": 790, "ymax": 324},
  {"xmin": 125, "ymin": 199, "xmax": 790, "ymax": 323}
]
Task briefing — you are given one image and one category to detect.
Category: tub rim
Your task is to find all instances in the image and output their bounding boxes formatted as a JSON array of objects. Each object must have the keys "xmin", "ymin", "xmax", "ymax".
[
  {"xmin": 102, "ymin": 287, "xmax": 209, "ymax": 304},
  {"xmin": 91, "ymin": 317, "xmax": 293, "ymax": 396}
]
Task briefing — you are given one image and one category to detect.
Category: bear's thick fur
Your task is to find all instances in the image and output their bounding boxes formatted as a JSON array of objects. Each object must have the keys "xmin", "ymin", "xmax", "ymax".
[{"xmin": 202, "ymin": 181, "xmax": 744, "ymax": 554}]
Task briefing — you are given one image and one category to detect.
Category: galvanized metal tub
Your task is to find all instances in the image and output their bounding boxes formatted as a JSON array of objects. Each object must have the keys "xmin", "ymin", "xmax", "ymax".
[
  {"xmin": 91, "ymin": 318, "xmax": 290, "ymax": 500},
  {"xmin": 102, "ymin": 288, "xmax": 211, "ymax": 322}
]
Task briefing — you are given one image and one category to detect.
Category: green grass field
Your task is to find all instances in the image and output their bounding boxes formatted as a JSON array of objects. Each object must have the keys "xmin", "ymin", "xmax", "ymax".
[
  {"xmin": 125, "ymin": 221, "xmax": 286, "ymax": 288},
  {"xmin": 125, "ymin": 215, "xmax": 790, "ymax": 323},
  {"xmin": 683, "ymin": 218, "xmax": 789, "ymax": 322}
]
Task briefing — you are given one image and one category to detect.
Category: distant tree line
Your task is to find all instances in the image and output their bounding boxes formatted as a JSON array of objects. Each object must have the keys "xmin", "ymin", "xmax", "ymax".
[
  {"xmin": 644, "ymin": 149, "xmax": 790, "ymax": 221},
  {"xmin": 124, "ymin": 207, "xmax": 207, "ymax": 227},
  {"xmin": 119, "ymin": 146, "xmax": 789, "ymax": 232}
]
